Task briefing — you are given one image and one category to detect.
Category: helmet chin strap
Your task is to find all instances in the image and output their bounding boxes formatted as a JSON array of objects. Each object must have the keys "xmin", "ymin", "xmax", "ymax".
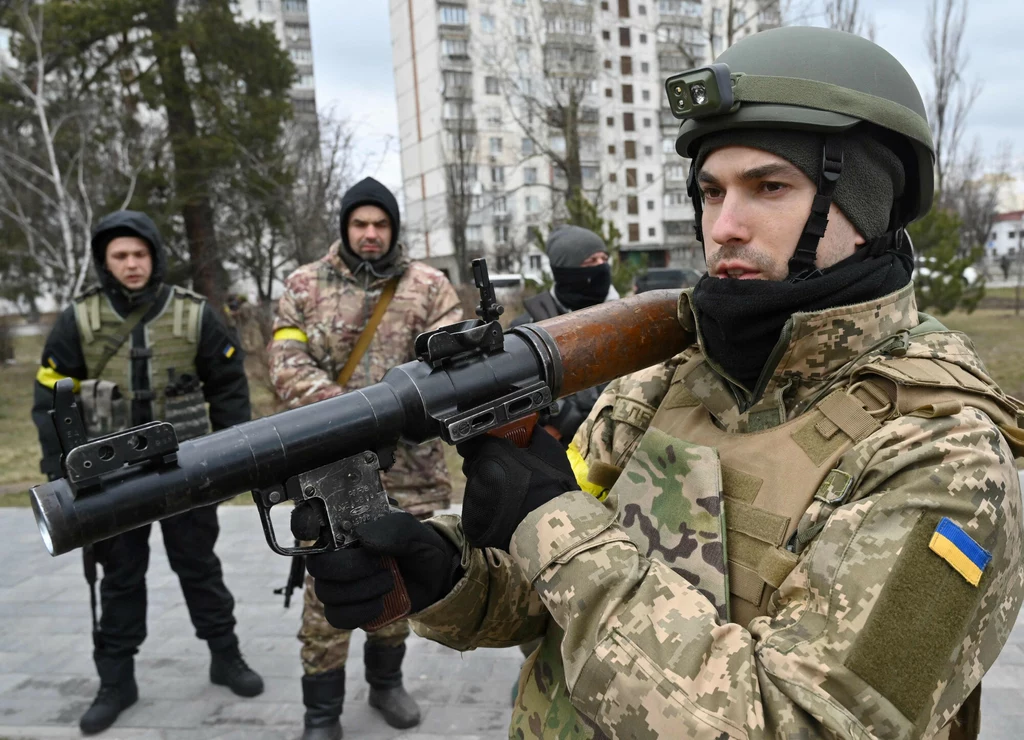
[
  {"xmin": 687, "ymin": 137, "xmax": 845, "ymax": 282},
  {"xmin": 786, "ymin": 136, "xmax": 844, "ymax": 282}
]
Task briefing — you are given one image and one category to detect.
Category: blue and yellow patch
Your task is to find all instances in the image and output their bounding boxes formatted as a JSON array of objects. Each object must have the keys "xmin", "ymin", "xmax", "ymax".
[
  {"xmin": 222, "ymin": 344, "xmax": 236, "ymax": 359},
  {"xmin": 929, "ymin": 517, "xmax": 991, "ymax": 587}
]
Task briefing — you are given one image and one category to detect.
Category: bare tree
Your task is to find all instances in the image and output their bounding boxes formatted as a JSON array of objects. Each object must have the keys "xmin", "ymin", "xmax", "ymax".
[
  {"xmin": 948, "ymin": 140, "xmax": 1011, "ymax": 260},
  {"xmin": 440, "ymin": 101, "xmax": 479, "ymax": 284},
  {"xmin": 823, "ymin": 0, "xmax": 876, "ymax": 39},
  {"xmin": 925, "ymin": 0, "xmax": 979, "ymax": 198},
  {"xmin": 0, "ymin": 2, "xmax": 151, "ymax": 307}
]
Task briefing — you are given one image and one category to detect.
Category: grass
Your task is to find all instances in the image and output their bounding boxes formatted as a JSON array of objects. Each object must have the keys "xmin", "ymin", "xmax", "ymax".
[{"xmin": 3, "ymin": 299, "xmax": 1024, "ymax": 506}]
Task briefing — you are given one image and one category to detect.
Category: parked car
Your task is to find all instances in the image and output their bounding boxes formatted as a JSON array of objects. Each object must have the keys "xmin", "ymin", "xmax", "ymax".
[{"xmin": 634, "ymin": 267, "xmax": 704, "ymax": 293}]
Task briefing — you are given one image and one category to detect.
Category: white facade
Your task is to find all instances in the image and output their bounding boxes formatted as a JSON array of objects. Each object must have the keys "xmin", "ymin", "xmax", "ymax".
[
  {"xmin": 236, "ymin": 0, "xmax": 317, "ymax": 121},
  {"xmin": 389, "ymin": 0, "xmax": 779, "ymax": 283},
  {"xmin": 989, "ymin": 212, "xmax": 1024, "ymax": 258}
]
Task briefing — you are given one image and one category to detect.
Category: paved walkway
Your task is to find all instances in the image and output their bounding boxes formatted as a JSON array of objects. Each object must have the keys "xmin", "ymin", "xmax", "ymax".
[{"xmin": 0, "ymin": 504, "xmax": 1022, "ymax": 740}]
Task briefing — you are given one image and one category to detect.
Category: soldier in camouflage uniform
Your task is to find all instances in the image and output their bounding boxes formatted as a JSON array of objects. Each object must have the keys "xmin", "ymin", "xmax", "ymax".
[
  {"xmin": 303, "ymin": 28, "xmax": 1024, "ymax": 739},
  {"xmin": 268, "ymin": 176, "xmax": 461, "ymax": 739},
  {"xmin": 31, "ymin": 210, "xmax": 264, "ymax": 735}
]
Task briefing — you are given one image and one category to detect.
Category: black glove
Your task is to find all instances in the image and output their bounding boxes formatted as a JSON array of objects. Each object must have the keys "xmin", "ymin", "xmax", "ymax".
[
  {"xmin": 305, "ymin": 512, "xmax": 462, "ymax": 630},
  {"xmin": 457, "ymin": 426, "xmax": 577, "ymax": 551}
]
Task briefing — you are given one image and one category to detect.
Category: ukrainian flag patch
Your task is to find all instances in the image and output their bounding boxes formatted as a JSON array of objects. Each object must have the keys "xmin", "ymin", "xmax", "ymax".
[
  {"xmin": 929, "ymin": 517, "xmax": 991, "ymax": 587},
  {"xmin": 223, "ymin": 344, "xmax": 236, "ymax": 359}
]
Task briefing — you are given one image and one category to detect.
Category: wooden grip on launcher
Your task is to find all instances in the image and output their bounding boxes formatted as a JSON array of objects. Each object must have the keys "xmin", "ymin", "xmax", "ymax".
[{"xmin": 489, "ymin": 412, "xmax": 541, "ymax": 448}]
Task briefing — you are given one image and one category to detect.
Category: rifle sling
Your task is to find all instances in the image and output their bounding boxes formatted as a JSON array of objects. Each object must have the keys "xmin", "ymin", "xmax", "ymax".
[
  {"xmin": 336, "ymin": 278, "xmax": 398, "ymax": 387},
  {"xmin": 92, "ymin": 301, "xmax": 153, "ymax": 378}
]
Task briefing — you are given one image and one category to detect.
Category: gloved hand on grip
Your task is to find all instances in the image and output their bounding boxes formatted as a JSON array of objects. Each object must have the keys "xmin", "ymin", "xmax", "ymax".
[
  {"xmin": 457, "ymin": 426, "xmax": 578, "ymax": 552},
  {"xmin": 305, "ymin": 512, "xmax": 463, "ymax": 630}
]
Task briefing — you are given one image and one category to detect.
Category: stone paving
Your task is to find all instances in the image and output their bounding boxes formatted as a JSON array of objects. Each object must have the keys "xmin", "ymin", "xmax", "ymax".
[{"xmin": 0, "ymin": 503, "xmax": 1022, "ymax": 740}]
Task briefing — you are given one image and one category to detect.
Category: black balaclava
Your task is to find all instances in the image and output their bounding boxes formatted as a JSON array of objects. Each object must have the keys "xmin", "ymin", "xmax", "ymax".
[
  {"xmin": 547, "ymin": 225, "xmax": 612, "ymax": 310},
  {"xmin": 90, "ymin": 210, "xmax": 167, "ymax": 308},
  {"xmin": 689, "ymin": 128, "xmax": 911, "ymax": 396},
  {"xmin": 338, "ymin": 177, "xmax": 404, "ymax": 280}
]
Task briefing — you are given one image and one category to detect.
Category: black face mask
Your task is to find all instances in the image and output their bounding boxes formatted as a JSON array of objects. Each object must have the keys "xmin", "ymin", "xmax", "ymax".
[
  {"xmin": 553, "ymin": 263, "xmax": 612, "ymax": 311},
  {"xmin": 690, "ymin": 246, "xmax": 911, "ymax": 396}
]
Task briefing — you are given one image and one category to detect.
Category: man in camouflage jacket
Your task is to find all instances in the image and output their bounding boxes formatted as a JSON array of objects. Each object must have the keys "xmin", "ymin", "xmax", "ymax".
[
  {"xmin": 303, "ymin": 29, "xmax": 1024, "ymax": 739},
  {"xmin": 268, "ymin": 176, "xmax": 461, "ymax": 739}
]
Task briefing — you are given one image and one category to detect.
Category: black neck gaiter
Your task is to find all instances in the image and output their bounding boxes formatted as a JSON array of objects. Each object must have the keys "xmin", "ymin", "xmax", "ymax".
[
  {"xmin": 553, "ymin": 264, "xmax": 612, "ymax": 310},
  {"xmin": 690, "ymin": 249, "xmax": 911, "ymax": 392}
]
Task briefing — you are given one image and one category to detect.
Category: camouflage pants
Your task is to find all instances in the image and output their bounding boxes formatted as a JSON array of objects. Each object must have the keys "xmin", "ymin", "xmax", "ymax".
[{"xmin": 298, "ymin": 509, "xmax": 441, "ymax": 676}]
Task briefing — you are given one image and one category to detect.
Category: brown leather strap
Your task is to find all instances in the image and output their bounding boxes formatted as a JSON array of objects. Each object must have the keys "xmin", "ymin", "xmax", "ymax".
[{"xmin": 336, "ymin": 279, "xmax": 398, "ymax": 387}]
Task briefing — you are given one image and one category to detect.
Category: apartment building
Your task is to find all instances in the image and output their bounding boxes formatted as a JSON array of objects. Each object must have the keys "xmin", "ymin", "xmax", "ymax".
[
  {"xmin": 237, "ymin": 0, "xmax": 318, "ymax": 123},
  {"xmin": 390, "ymin": 0, "xmax": 779, "ymax": 282}
]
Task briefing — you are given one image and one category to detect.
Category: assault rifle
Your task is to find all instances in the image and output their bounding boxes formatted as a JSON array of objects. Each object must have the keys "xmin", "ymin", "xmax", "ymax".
[{"xmin": 30, "ymin": 260, "xmax": 690, "ymax": 628}]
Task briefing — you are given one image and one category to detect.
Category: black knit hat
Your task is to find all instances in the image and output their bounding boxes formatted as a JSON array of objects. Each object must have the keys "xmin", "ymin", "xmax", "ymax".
[
  {"xmin": 338, "ymin": 177, "xmax": 402, "ymax": 276},
  {"xmin": 695, "ymin": 128, "xmax": 905, "ymax": 241}
]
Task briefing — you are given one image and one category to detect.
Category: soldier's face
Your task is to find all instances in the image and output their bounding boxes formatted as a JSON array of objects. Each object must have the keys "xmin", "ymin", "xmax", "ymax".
[
  {"xmin": 347, "ymin": 205, "xmax": 393, "ymax": 260},
  {"xmin": 698, "ymin": 147, "xmax": 864, "ymax": 281},
  {"xmin": 105, "ymin": 237, "xmax": 153, "ymax": 291}
]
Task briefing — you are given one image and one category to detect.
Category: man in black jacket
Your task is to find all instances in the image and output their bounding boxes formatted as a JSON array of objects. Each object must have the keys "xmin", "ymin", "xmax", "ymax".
[
  {"xmin": 511, "ymin": 225, "xmax": 617, "ymax": 445},
  {"xmin": 31, "ymin": 210, "xmax": 264, "ymax": 735}
]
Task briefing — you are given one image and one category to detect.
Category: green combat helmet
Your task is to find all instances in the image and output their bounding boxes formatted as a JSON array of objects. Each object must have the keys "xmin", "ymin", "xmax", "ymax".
[{"xmin": 665, "ymin": 26, "xmax": 935, "ymax": 280}]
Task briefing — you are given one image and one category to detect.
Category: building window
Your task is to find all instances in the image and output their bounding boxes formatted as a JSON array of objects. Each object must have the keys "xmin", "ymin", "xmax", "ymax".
[
  {"xmin": 601, "ymin": 0, "xmax": 610, "ymax": 9},
  {"xmin": 439, "ymin": 5, "xmax": 467, "ymax": 25},
  {"xmin": 624, "ymin": 141, "xmax": 637, "ymax": 159},
  {"xmin": 524, "ymin": 167, "xmax": 538, "ymax": 184},
  {"xmin": 514, "ymin": 17, "xmax": 529, "ymax": 37},
  {"xmin": 490, "ymin": 137, "xmax": 503, "ymax": 154},
  {"xmin": 648, "ymin": 227, "xmax": 656, "ymax": 237},
  {"xmin": 529, "ymin": 254, "xmax": 542, "ymax": 270},
  {"xmin": 665, "ymin": 191, "xmax": 686, "ymax": 206},
  {"xmin": 621, "ymin": 56, "xmax": 633, "ymax": 75},
  {"xmin": 609, "ymin": 173, "xmax": 617, "ymax": 183},
  {"xmin": 644, "ymin": 145, "xmax": 653, "ymax": 156},
  {"xmin": 610, "ymin": 199, "xmax": 619, "ymax": 211},
  {"xmin": 643, "ymin": 117, "xmax": 651, "ymax": 128},
  {"xmin": 639, "ymin": 33, "xmax": 647, "ymax": 44},
  {"xmin": 282, "ymin": 0, "xmax": 308, "ymax": 12},
  {"xmin": 619, "ymin": 28, "xmax": 631, "ymax": 46},
  {"xmin": 627, "ymin": 196, "xmax": 639, "ymax": 215},
  {"xmin": 467, "ymin": 225, "xmax": 483, "ymax": 242},
  {"xmin": 485, "ymin": 106, "xmax": 502, "ymax": 125},
  {"xmin": 626, "ymin": 168, "xmax": 637, "ymax": 186},
  {"xmin": 608, "ymin": 144, "xmax": 616, "ymax": 154},
  {"xmin": 622, "ymin": 84, "xmax": 634, "ymax": 103},
  {"xmin": 298, "ymin": 74, "xmax": 315, "ymax": 88},
  {"xmin": 602, "ymin": 29, "xmax": 611, "ymax": 40},
  {"xmin": 480, "ymin": 13, "xmax": 496, "ymax": 32},
  {"xmin": 493, "ymin": 196, "xmax": 507, "ymax": 215},
  {"xmin": 522, "ymin": 137, "xmax": 534, "ymax": 155},
  {"xmin": 618, "ymin": 0, "xmax": 630, "ymax": 17},
  {"xmin": 642, "ymin": 89, "xmax": 651, "ymax": 101},
  {"xmin": 605, "ymin": 87, "xmax": 613, "ymax": 98},
  {"xmin": 525, "ymin": 195, "xmax": 539, "ymax": 213},
  {"xmin": 641, "ymin": 61, "xmax": 649, "ymax": 73},
  {"xmin": 604, "ymin": 59, "xmax": 612, "ymax": 69},
  {"xmin": 285, "ymin": 23, "xmax": 311, "ymax": 41},
  {"xmin": 485, "ymin": 76, "xmax": 500, "ymax": 95},
  {"xmin": 495, "ymin": 224, "xmax": 510, "ymax": 243},
  {"xmin": 647, "ymin": 200, "xmax": 655, "ymax": 210},
  {"xmin": 442, "ymin": 38, "xmax": 469, "ymax": 58},
  {"xmin": 646, "ymin": 172, "xmax": 654, "ymax": 183},
  {"xmin": 606, "ymin": 116, "xmax": 614, "ymax": 126},
  {"xmin": 629, "ymin": 223, "xmax": 640, "ymax": 242},
  {"xmin": 623, "ymin": 112, "xmax": 635, "ymax": 131},
  {"xmin": 290, "ymin": 48, "xmax": 312, "ymax": 64},
  {"xmin": 667, "ymin": 164, "xmax": 686, "ymax": 180},
  {"xmin": 491, "ymin": 166, "xmax": 505, "ymax": 184},
  {"xmin": 639, "ymin": 4, "xmax": 647, "ymax": 14}
]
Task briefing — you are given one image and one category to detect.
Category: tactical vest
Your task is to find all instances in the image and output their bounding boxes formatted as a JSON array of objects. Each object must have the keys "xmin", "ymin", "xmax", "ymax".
[
  {"xmin": 72, "ymin": 286, "xmax": 211, "ymax": 441},
  {"xmin": 624, "ymin": 328, "xmax": 1024, "ymax": 628}
]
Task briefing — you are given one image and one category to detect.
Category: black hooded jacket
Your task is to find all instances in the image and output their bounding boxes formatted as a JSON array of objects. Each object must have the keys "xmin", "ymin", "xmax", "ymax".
[
  {"xmin": 31, "ymin": 211, "xmax": 251, "ymax": 477},
  {"xmin": 337, "ymin": 177, "xmax": 404, "ymax": 279}
]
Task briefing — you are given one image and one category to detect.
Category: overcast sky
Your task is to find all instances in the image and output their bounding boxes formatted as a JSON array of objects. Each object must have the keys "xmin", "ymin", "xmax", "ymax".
[{"xmin": 307, "ymin": 0, "xmax": 1024, "ymax": 196}]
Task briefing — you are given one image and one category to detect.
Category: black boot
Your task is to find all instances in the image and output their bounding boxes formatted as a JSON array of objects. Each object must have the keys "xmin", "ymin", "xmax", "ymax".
[
  {"xmin": 210, "ymin": 643, "xmax": 264, "ymax": 697},
  {"xmin": 364, "ymin": 642, "xmax": 421, "ymax": 729},
  {"xmin": 80, "ymin": 656, "xmax": 138, "ymax": 735},
  {"xmin": 301, "ymin": 669, "xmax": 345, "ymax": 740}
]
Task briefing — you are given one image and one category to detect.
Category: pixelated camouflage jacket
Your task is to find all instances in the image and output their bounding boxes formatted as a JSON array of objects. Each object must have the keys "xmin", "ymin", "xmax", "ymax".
[
  {"xmin": 269, "ymin": 241, "xmax": 462, "ymax": 514},
  {"xmin": 413, "ymin": 283, "xmax": 1024, "ymax": 739}
]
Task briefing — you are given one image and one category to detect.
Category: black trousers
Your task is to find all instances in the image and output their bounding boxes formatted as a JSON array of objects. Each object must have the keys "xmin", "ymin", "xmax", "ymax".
[{"xmin": 91, "ymin": 504, "xmax": 237, "ymax": 661}]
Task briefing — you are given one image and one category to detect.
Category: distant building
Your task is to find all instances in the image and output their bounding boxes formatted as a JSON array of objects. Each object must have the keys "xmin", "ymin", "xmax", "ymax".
[
  {"xmin": 388, "ymin": 0, "xmax": 780, "ymax": 283},
  {"xmin": 237, "ymin": 0, "xmax": 317, "ymax": 124},
  {"xmin": 989, "ymin": 211, "xmax": 1024, "ymax": 259}
]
